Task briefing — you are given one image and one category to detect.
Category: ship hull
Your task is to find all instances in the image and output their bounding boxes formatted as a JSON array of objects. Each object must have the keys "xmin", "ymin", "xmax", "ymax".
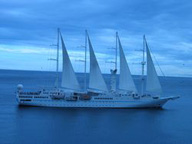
[{"xmin": 17, "ymin": 97, "xmax": 173, "ymax": 108}]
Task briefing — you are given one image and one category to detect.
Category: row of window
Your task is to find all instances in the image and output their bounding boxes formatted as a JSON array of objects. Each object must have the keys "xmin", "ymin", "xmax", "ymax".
[
  {"xmin": 19, "ymin": 96, "xmax": 48, "ymax": 99},
  {"xmin": 94, "ymin": 98, "xmax": 113, "ymax": 100},
  {"xmin": 20, "ymin": 99, "xmax": 31, "ymax": 101},
  {"xmin": 19, "ymin": 96, "xmax": 33, "ymax": 98},
  {"xmin": 34, "ymin": 96, "xmax": 49, "ymax": 99},
  {"xmin": 20, "ymin": 92, "xmax": 40, "ymax": 95}
]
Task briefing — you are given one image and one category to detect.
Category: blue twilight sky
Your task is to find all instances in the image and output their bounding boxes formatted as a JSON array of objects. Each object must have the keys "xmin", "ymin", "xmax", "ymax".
[{"xmin": 0, "ymin": 0, "xmax": 192, "ymax": 77}]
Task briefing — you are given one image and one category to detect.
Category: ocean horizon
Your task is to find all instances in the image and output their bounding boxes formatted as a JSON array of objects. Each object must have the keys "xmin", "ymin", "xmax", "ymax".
[{"xmin": 0, "ymin": 69, "xmax": 192, "ymax": 144}]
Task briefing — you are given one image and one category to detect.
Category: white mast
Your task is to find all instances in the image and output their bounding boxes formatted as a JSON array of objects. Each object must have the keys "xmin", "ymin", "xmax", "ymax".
[
  {"xmin": 54, "ymin": 28, "xmax": 60, "ymax": 88},
  {"xmin": 115, "ymin": 32, "xmax": 118, "ymax": 70},
  {"xmin": 84, "ymin": 30, "xmax": 87, "ymax": 92},
  {"xmin": 141, "ymin": 35, "xmax": 146, "ymax": 95},
  {"xmin": 109, "ymin": 32, "xmax": 118, "ymax": 92}
]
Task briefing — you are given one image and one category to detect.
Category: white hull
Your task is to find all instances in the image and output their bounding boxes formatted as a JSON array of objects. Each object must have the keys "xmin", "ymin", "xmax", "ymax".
[
  {"xmin": 17, "ymin": 100, "xmax": 167, "ymax": 108},
  {"xmin": 16, "ymin": 93, "xmax": 177, "ymax": 108}
]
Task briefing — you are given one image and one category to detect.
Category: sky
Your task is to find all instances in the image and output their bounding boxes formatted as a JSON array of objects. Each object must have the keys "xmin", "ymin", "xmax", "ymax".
[{"xmin": 0, "ymin": 0, "xmax": 192, "ymax": 77}]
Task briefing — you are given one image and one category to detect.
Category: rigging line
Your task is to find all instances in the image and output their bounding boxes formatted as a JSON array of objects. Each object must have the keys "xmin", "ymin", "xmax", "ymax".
[{"xmin": 147, "ymin": 45, "xmax": 166, "ymax": 77}]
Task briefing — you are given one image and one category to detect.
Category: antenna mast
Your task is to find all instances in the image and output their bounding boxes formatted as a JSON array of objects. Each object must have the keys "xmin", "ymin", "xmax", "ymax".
[
  {"xmin": 84, "ymin": 30, "xmax": 87, "ymax": 92},
  {"xmin": 141, "ymin": 35, "xmax": 146, "ymax": 95},
  {"xmin": 115, "ymin": 32, "xmax": 118, "ymax": 70},
  {"xmin": 109, "ymin": 32, "xmax": 118, "ymax": 92},
  {"xmin": 55, "ymin": 28, "xmax": 60, "ymax": 88}
]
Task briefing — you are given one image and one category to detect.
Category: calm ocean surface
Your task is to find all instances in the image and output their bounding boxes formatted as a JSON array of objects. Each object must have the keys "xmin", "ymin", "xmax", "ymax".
[{"xmin": 0, "ymin": 69, "xmax": 192, "ymax": 144}]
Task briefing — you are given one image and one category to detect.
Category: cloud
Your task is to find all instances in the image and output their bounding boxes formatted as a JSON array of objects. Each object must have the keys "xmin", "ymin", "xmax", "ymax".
[{"xmin": 0, "ymin": 0, "xmax": 192, "ymax": 77}]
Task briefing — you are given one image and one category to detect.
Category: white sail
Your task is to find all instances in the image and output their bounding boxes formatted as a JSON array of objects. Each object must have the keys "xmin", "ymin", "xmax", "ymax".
[
  {"xmin": 88, "ymin": 36, "xmax": 108, "ymax": 92},
  {"xmin": 118, "ymin": 36, "xmax": 138, "ymax": 93},
  {"xmin": 60, "ymin": 34, "xmax": 81, "ymax": 91},
  {"xmin": 146, "ymin": 45, "xmax": 162, "ymax": 94}
]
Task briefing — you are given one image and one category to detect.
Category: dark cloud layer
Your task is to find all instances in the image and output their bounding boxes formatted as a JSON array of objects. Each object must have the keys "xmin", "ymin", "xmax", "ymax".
[{"xmin": 0, "ymin": 0, "xmax": 192, "ymax": 76}]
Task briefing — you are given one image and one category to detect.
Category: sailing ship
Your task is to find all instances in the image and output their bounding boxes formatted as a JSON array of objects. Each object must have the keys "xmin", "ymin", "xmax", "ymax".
[{"xmin": 16, "ymin": 29, "xmax": 179, "ymax": 108}]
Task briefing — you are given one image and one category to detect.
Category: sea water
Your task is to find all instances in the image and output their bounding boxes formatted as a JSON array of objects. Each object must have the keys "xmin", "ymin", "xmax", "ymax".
[{"xmin": 0, "ymin": 69, "xmax": 191, "ymax": 144}]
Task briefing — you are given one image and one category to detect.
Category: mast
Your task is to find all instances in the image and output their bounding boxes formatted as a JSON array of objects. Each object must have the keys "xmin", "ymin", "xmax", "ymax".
[
  {"xmin": 109, "ymin": 32, "xmax": 118, "ymax": 92},
  {"xmin": 84, "ymin": 30, "xmax": 87, "ymax": 92},
  {"xmin": 55, "ymin": 28, "xmax": 60, "ymax": 88},
  {"xmin": 141, "ymin": 35, "xmax": 146, "ymax": 95},
  {"xmin": 115, "ymin": 32, "xmax": 118, "ymax": 70}
]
